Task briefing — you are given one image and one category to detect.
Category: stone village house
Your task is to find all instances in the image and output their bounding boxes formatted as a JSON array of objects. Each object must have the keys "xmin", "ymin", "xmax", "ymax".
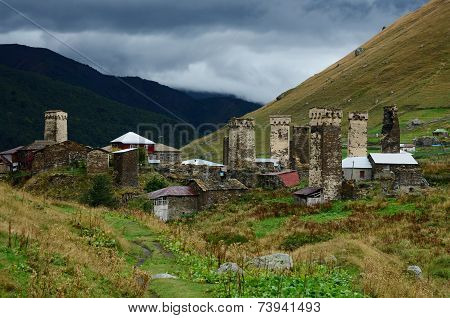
[{"xmin": 148, "ymin": 178, "xmax": 248, "ymax": 221}]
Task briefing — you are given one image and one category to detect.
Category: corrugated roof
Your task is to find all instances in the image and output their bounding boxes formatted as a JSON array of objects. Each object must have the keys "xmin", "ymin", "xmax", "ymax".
[
  {"xmin": 154, "ymin": 144, "xmax": 181, "ymax": 152},
  {"xmin": 190, "ymin": 178, "xmax": 247, "ymax": 191},
  {"xmin": 181, "ymin": 159, "xmax": 224, "ymax": 167},
  {"xmin": 293, "ymin": 187, "xmax": 322, "ymax": 196},
  {"xmin": 369, "ymin": 153, "xmax": 418, "ymax": 165},
  {"xmin": 111, "ymin": 132, "xmax": 155, "ymax": 145},
  {"xmin": 255, "ymin": 158, "xmax": 280, "ymax": 164},
  {"xmin": 148, "ymin": 186, "xmax": 198, "ymax": 199},
  {"xmin": 342, "ymin": 157, "xmax": 372, "ymax": 169},
  {"xmin": 0, "ymin": 146, "xmax": 24, "ymax": 155}
]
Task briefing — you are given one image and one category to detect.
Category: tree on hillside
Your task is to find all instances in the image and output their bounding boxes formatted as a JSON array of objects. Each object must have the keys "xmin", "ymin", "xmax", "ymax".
[{"xmin": 84, "ymin": 174, "xmax": 116, "ymax": 207}]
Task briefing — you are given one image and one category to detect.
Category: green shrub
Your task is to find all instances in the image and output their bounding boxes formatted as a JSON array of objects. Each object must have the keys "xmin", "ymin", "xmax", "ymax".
[
  {"xmin": 429, "ymin": 256, "xmax": 450, "ymax": 279},
  {"xmin": 280, "ymin": 233, "xmax": 332, "ymax": 251},
  {"xmin": 127, "ymin": 196, "xmax": 153, "ymax": 212},
  {"xmin": 83, "ymin": 174, "xmax": 116, "ymax": 207},
  {"xmin": 144, "ymin": 174, "xmax": 169, "ymax": 192}
]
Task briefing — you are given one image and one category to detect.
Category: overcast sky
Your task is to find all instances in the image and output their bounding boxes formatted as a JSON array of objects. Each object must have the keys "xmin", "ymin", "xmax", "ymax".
[{"xmin": 0, "ymin": 0, "xmax": 427, "ymax": 103}]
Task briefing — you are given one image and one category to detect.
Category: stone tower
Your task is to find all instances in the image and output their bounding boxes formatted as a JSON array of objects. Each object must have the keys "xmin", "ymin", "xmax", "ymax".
[
  {"xmin": 270, "ymin": 115, "xmax": 291, "ymax": 167},
  {"xmin": 227, "ymin": 117, "xmax": 256, "ymax": 170},
  {"xmin": 309, "ymin": 107, "xmax": 343, "ymax": 201},
  {"xmin": 290, "ymin": 126, "xmax": 310, "ymax": 167},
  {"xmin": 381, "ymin": 106, "xmax": 400, "ymax": 153},
  {"xmin": 347, "ymin": 112, "xmax": 368, "ymax": 157},
  {"xmin": 44, "ymin": 110, "xmax": 68, "ymax": 143}
]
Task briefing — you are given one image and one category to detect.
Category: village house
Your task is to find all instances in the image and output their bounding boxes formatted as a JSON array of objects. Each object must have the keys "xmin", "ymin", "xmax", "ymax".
[
  {"xmin": 0, "ymin": 146, "xmax": 23, "ymax": 173},
  {"xmin": 30, "ymin": 140, "xmax": 89, "ymax": 173},
  {"xmin": 342, "ymin": 156, "xmax": 373, "ymax": 181},
  {"xmin": 432, "ymin": 129, "xmax": 448, "ymax": 138},
  {"xmin": 149, "ymin": 144, "xmax": 182, "ymax": 165},
  {"xmin": 111, "ymin": 132, "xmax": 155, "ymax": 154},
  {"xmin": 188, "ymin": 178, "xmax": 248, "ymax": 209},
  {"xmin": 293, "ymin": 187, "xmax": 323, "ymax": 206},
  {"xmin": 113, "ymin": 148, "xmax": 139, "ymax": 187},
  {"xmin": 257, "ymin": 170, "xmax": 300, "ymax": 189},
  {"xmin": 17, "ymin": 140, "xmax": 56, "ymax": 170},
  {"xmin": 149, "ymin": 186, "xmax": 199, "ymax": 221},
  {"xmin": 255, "ymin": 158, "xmax": 280, "ymax": 170}
]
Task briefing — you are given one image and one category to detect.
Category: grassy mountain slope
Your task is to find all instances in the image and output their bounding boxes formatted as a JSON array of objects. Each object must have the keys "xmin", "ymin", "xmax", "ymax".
[
  {"xmin": 183, "ymin": 0, "xmax": 450, "ymax": 160},
  {"xmin": 0, "ymin": 44, "xmax": 260, "ymax": 127},
  {"xmin": 0, "ymin": 64, "xmax": 174, "ymax": 149}
]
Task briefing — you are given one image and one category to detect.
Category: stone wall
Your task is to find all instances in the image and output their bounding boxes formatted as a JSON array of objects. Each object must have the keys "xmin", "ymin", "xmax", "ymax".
[
  {"xmin": 223, "ymin": 136, "xmax": 229, "ymax": 165},
  {"xmin": 154, "ymin": 196, "xmax": 198, "ymax": 221},
  {"xmin": 227, "ymin": 117, "xmax": 256, "ymax": 169},
  {"xmin": 197, "ymin": 189, "xmax": 246, "ymax": 209},
  {"xmin": 31, "ymin": 141, "xmax": 88, "ymax": 173},
  {"xmin": 308, "ymin": 108, "xmax": 343, "ymax": 201},
  {"xmin": 381, "ymin": 106, "xmax": 400, "ymax": 153},
  {"xmin": 87, "ymin": 149, "xmax": 109, "ymax": 174},
  {"xmin": 347, "ymin": 112, "xmax": 368, "ymax": 157},
  {"xmin": 270, "ymin": 116, "xmax": 291, "ymax": 167},
  {"xmin": 290, "ymin": 126, "xmax": 310, "ymax": 169},
  {"xmin": 44, "ymin": 110, "xmax": 68, "ymax": 143},
  {"xmin": 113, "ymin": 149, "xmax": 138, "ymax": 187}
]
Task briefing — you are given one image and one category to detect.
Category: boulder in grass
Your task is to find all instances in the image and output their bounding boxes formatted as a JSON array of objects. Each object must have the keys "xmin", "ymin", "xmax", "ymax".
[
  {"xmin": 249, "ymin": 253, "xmax": 293, "ymax": 270},
  {"xmin": 407, "ymin": 265, "xmax": 422, "ymax": 278},
  {"xmin": 152, "ymin": 273, "xmax": 177, "ymax": 279},
  {"xmin": 217, "ymin": 262, "xmax": 243, "ymax": 274}
]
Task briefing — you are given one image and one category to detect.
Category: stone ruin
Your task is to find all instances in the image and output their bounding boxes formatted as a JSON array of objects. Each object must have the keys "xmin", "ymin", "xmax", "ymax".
[
  {"xmin": 44, "ymin": 110, "xmax": 68, "ymax": 143},
  {"xmin": 269, "ymin": 115, "xmax": 291, "ymax": 167},
  {"xmin": 347, "ymin": 112, "xmax": 368, "ymax": 157},
  {"xmin": 225, "ymin": 117, "xmax": 256, "ymax": 170},
  {"xmin": 309, "ymin": 107, "xmax": 343, "ymax": 201},
  {"xmin": 381, "ymin": 106, "xmax": 400, "ymax": 153},
  {"xmin": 113, "ymin": 148, "xmax": 138, "ymax": 187},
  {"xmin": 290, "ymin": 126, "xmax": 310, "ymax": 170}
]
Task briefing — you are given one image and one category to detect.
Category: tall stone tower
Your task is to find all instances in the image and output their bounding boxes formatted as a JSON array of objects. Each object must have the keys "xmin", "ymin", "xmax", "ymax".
[
  {"xmin": 347, "ymin": 112, "xmax": 368, "ymax": 157},
  {"xmin": 309, "ymin": 107, "xmax": 343, "ymax": 201},
  {"xmin": 44, "ymin": 110, "xmax": 68, "ymax": 143},
  {"xmin": 270, "ymin": 115, "xmax": 291, "ymax": 167},
  {"xmin": 381, "ymin": 106, "xmax": 400, "ymax": 153},
  {"xmin": 290, "ymin": 126, "xmax": 310, "ymax": 167},
  {"xmin": 227, "ymin": 117, "xmax": 256, "ymax": 170}
]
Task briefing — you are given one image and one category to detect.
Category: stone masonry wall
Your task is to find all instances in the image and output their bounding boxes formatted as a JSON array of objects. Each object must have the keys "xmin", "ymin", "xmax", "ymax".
[
  {"xmin": 347, "ymin": 112, "xmax": 368, "ymax": 157},
  {"xmin": 290, "ymin": 126, "xmax": 310, "ymax": 168},
  {"xmin": 113, "ymin": 149, "xmax": 138, "ymax": 187},
  {"xmin": 381, "ymin": 106, "xmax": 400, "ymax": 153},
  {"xmin": 308, "ymin": 108, "xmax": 343, "ymax": 201},
  {"xmin": 270, "ymin": 115, "xmax": 291, "ymax": 167},
  {"xmin": 227, "ymin": 117, "xmax": 256, "ymax": 170},
  {"xmin": 44, "ymin": 110, "xmax": 68, "ymax": 143},
  {"xmin": 223, "ymin": 136, "xmax": 229, "ymax": 165},
  {"xmin": 31, "ymin": 141, "xmax": 88, "ymax": 173},
  {"xmin": 87, "ymin": 150, "xmax": 109, "ymax": 174}
]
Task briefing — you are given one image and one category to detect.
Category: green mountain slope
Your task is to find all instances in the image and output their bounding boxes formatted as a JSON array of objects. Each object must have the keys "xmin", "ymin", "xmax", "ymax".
[
  {"xmin": 183, "ymin": 0, "xmax": 450, "ymax": 161},
  {"xmin": 0, "ymin": 64, "xmax": 174, "ymax": 149}
]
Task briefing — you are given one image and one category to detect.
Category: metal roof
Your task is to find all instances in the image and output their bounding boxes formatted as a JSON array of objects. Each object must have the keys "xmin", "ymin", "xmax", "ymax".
[
  {"xmin": 181, "ymin": 159, "xmax": 224, "ymax": 167},
  {"xmin": 112, "ymin": 148, "xmax": 138, "ymax": 154},
  {"xmin": 342, "ymin": 156, "xmax": 372, "ymax": 169},
  {"xmin": 260, "ymin": 169, "xmax": 297, "ymax": 176},
  {"xmin": 293, "ymin": 187, "xmax": 322, "ymax": 197},
  {"xmin": 255, "ymin": 158, "xmax": 280, "ymax": 165},
  {"xmin": 0, "ymin": 146, "xmax": 24, "ymax": 155},
  {"xmin": 111, "ymin": 132, "xmax": 155, "ymax": 145},
  {"xmin": 148, "ymin": 186, "xmax": 198, "ymax": 199},
  {"xmin": 20, "ymin": 140, "xmax": 56, "ymax": 151},
  {"xmin": 369, "ymin": 153, "xmax": 418, "ymax": 165}
]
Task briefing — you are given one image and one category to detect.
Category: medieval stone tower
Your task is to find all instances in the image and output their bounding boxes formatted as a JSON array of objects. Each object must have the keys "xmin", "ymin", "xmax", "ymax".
[
  {"xmin": 290, "ymin": 126, "xmax": 310, "ymax": 168},
  {"xmin": 270, "ymin": 115, "xmax": 291, "ymax": 167},
  {"xmin": 381, "ymin": 106, "xmax": 400, "ymax": 153},
  {"xmin": 226, "ymin": 117, "xmax": 256, "ymax": 170},
  {"xmin": 347, "ymin": 112, "xmax": 368, "ymax": 157},
  {"xmin": 44, "ymin": 110, "xmax": 68, "ymax": 143},
  {"xmin": 309, "ymin": 107, "xmax": 343, "ymax": 201}
]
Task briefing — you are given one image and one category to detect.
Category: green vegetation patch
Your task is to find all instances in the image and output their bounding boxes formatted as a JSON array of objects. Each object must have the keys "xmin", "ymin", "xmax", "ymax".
[
  {"xmin": 300, "ymin": 201, "xmax": 351, "ymax": 223},
  {"xmin": 280, "ymin": 233, "xmax": 332, "ymax": 251},
  {"xmin": 377, "ymin": 199, "xmax": 418, "ymax": 216},
  {"xmin": 253, "ymin": 216, "xmax": 289, "ymax": 238},
  {"xmin": 428, "ymin": 256, "xmax": 450, "ymax": 279}
]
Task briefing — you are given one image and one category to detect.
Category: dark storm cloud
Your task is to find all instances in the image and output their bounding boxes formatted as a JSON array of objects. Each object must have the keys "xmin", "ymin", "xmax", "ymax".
[{"xmin": 0, "ymin": 0, "xmax": 428, "ymax": 102}]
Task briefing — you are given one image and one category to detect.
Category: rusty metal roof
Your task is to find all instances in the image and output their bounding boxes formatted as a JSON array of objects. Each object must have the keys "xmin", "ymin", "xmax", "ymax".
[{"xmin": 148, "ymin": 186, "xmax": 198, "ymax": 199}]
